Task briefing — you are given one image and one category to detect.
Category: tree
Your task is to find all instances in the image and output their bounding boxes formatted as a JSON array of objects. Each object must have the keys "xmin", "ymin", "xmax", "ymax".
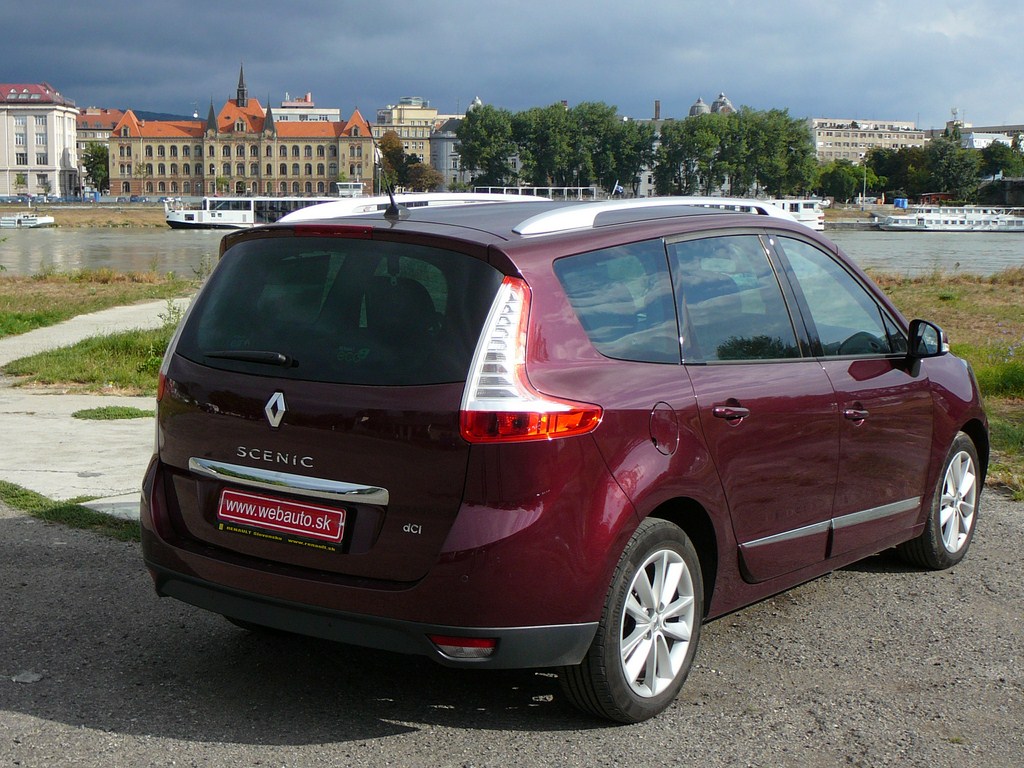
[
  {"xmin": 405, "ymin": 161, "xmax": 444, "ymax": 192},
  {"xmin": 81, "ymin": 142, "xmax": 110, "ymax": 192},
  {"xmin": 610, "ymin": 119, "xmax": 656, "ymax": 196},
  {"xmin": 377, "ymin": 130, "xmax": 405, "ymax": 189},
  {"xmin": 818, "ymin": 160, "xmax": 859, "ymax": 202},
  {"xmin": 456, "ymin": 104, "xmax": 516, "ymax": 186},
  {"xmin": 512, "ymin": 104, "xmax": 572, "ymax": 186},
  {"xmin": 928, "ymin": 137, "xmax": 980, "ymax": 200},
  {"xmin": 567, "ymin": 102, "xmax": 620, "ymax": 190},
  {"xmin": 980, "ymin": 141, "xmax": 1024, "ymax": 179}
]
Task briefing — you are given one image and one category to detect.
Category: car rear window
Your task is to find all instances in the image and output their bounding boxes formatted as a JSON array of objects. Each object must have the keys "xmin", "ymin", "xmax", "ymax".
[{"xmin": 175, "ymin": 235, "xmax": 504, "ymax": 385}]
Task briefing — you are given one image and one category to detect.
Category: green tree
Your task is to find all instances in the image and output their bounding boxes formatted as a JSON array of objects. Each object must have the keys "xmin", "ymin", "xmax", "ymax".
[
  {"xmin": 928, "ymin": 137, "xmax": 980, "ymax": 200},
  {"xmin": 980, "ymin": 141, "xmax": 1024, "ymax": 178},
  {"xmin": 81, "ymin": 142, "xmax": 110, "ymax": 192},
  {"xmin": 567, "ymin": 101, "xmax": 620, "ymax": 189},
  {"xmin": 456, "ymin": 104, "xmax": 516, "ymax": 186},
  {"xmin": 655, "ymin": 113, "xmax": 730, "ymax": 195},
  {"xmin": 817, "ymin": 160, "xmax": 879, "ymax": 202},
  {"xmin": 377, "ymin": 130, "xmax": 406, "ymax": 189},
  {"xmin": 610, "ymin": 119, "xmax": 656, "ymax": 196},
  {"xmin": 513, "ymin": 104, "xmax": 573, "ymax": 186},
  {"xmin": 405, "ymin": 160, "xmax": 445, "ymax": 192}
]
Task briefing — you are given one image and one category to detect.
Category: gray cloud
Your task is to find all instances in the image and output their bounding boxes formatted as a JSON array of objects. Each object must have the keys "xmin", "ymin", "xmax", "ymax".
[{"xmin": 5, "ymin": 0, "xmax": 1020, "ymax": 130}]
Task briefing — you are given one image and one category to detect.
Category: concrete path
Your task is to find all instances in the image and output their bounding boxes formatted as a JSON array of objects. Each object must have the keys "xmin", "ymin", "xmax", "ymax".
[{"xmin": 0, "ymin": 299, "xmax": 189, "ymax": 519}]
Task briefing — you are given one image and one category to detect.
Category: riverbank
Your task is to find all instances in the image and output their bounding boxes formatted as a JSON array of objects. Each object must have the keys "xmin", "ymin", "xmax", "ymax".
[{"xmin": 2, "ymin": 205, "xmax": 166, "ymax": 228}]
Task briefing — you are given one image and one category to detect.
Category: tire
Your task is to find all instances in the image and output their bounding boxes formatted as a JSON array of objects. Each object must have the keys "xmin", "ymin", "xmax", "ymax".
[
  {"xmin": 560, "ymin": 518, "xmax": 703, "ymax": 723},
  {"xmin": 898, "ymin": 432, "xmax": 980, "ymax": 570}
]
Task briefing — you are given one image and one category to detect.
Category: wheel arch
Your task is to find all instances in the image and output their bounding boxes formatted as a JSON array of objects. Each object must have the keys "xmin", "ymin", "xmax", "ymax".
[
  {"xmin": 645, "ymin": 497, "xmax": 719, "ymax": 618},
  {"xmin": 960, "ymin": 418, "xmax": 989, "ymax": 484}
]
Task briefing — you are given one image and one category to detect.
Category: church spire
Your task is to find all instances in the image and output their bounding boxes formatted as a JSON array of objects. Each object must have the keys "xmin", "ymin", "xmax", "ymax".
[{"xmin": 236, "ymin": 63, "xmax": 248, "ymax": 108}]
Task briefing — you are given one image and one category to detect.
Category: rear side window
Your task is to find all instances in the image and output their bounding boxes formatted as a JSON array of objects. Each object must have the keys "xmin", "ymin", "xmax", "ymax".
[
  {"xmin": 554, "ymin": 239, "xmax": 680, "ymax": 363},
  {"xmin": 175, "ymin": 236, "xmax": 503, "ymax": 385},
  {"xmin": 669, "ymin": 235, "xmax": 800, "ymax": 361}
]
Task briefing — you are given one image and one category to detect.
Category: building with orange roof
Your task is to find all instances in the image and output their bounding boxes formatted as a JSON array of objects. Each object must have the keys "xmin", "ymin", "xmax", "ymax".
[
  {"xmin": 108, "ymin": 66, "xmax": 374, "ymax": 198},
  {"xmin": 1, "ymin": 82, "xmax": 79, "ymax": 197}
]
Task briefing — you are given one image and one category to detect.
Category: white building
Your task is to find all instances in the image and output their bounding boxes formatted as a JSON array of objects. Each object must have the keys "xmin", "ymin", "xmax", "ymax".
[
  {"xmin": 273, "ymin": 92, "xmax": 341, "ymax": 123},
  {"xmin": 0, "ymin": 82, "xmax": 79, "ymax": 197},
  {"xmin": 961, "ymin": 132, "xmax": 1012, "ymax": 150}
]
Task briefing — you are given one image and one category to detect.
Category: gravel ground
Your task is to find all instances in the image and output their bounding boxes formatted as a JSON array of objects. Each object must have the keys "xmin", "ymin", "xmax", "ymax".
[{"xmin": 1, "ymin": 492, "xmax": 1021, "ymax": 767}]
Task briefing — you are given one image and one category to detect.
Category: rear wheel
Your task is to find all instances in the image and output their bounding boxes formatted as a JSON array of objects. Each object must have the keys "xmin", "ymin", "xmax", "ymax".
[
  {"xmin": 898, "ymin": 432, "xmax": 980, "ymax": 569},
  {"xmin": 560, "ymin": 518, "xmax": 703, "ymax": 723}
]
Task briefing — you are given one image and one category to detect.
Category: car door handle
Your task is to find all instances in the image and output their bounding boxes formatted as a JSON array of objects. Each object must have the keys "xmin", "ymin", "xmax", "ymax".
[
  {"xmin": 712, "ymin": 405, "xmax": 750, "ymax": 422},
  {"xmin": 843, "ymin": 408, "xmax": 869, "ymax": 422}
]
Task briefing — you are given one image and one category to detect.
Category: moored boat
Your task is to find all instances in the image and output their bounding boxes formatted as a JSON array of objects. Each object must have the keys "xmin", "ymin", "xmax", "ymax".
[
  {"xmin": 879, "ymin": 205, "xmax": 1024, "ymax": 232},
  {"xmin": 763, "ymin": 198, "xmax": 827, "ymax": 231},
  {"xmin": 0, "ymin": 213, "xmax": 55, "ymax": 228},
  {"xmin": 164, "ymin": 196, "xmax": 338, "ymax": 229}
]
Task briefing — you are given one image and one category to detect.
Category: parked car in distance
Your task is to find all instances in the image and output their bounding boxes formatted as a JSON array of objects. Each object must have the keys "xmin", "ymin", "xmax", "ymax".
[{"xmin": 142, "ymin": 195, "xmax": 987, "ymax": 723}]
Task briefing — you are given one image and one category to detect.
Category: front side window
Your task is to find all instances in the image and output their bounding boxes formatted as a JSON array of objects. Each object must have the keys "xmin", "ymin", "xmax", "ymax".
[
  {"xmin": 554, "ymin": 239, "xmax": 679, "ymax": 364},
  {"xmin": 669, "ymin": 235, "xmax": 800, "ymax": 362},
  {"xmin": 778, "ymin": 237, "xmax": 902, "ymax": 356}
]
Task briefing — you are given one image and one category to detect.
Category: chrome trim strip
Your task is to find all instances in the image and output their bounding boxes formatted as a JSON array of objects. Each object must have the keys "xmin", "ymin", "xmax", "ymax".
[
  {"xmin": 742, "ymin": 520, "xmax": 831, "ymax": 549},
  {"xmin": 831, "ymin": 497, "xmax": 921, "ymax": 529},
  {"xmin": 188, "ymin": 458, "xmax": 389, "ymax": 506},
  {"xmin": 742, "ymin": 497, "xmax": 922, "ymax": 550}
]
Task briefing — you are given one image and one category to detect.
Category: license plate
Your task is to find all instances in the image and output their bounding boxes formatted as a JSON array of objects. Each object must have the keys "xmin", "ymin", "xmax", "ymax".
[{"xmin": 217, "ymin": 489, "xmax": 346, "ymax": 544}]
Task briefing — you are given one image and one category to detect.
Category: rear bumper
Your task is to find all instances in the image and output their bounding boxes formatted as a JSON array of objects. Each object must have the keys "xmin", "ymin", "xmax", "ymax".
[{"xmin": 147, "ymin": 562, "xmax": 597, "ymax": 669}]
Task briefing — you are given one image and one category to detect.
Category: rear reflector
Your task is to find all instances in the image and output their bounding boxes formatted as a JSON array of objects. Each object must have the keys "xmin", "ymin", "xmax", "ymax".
[
  {"xmin": 460, "ymin": 277, "xmax": 602, "ymax": 443},
  {"xmin": 428, "ymin": 635, "xmax": 498, "ymax": 659}
]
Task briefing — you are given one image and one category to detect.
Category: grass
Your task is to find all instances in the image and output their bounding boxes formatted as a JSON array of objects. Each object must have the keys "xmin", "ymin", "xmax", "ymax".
[
  {"xmin": 4, "ymin": 323, "xmax": 174, "ymax": 395},
  {"xmin": 869, "ymin": 266, "xmax": 1024, "ymax": 499},
  {"xmin": 0, "ymin": 268, "xmax": 193, "ymax": 339},
  {"xmin": 73, "ymin": 405, "xmax": 154, "ymax": 420},
  {"xmin": 0, "ymin": 480, "xmax": 140, "ymax": 542}
]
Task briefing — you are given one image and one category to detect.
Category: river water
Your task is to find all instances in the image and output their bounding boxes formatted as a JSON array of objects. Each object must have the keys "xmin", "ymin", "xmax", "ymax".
[{"xmin": 1, "ymin": 226, "xmax": 1022, "ymax": 278}]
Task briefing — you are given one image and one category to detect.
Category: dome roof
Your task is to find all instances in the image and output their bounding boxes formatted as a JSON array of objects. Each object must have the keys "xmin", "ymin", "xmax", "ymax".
[
  {"xmin": 688, "ymin": 97, "xmax": 710, "ymax": 117},
  {"xmin": 711, "ymin": 92, "xmax": 735, "ymax": 114}
]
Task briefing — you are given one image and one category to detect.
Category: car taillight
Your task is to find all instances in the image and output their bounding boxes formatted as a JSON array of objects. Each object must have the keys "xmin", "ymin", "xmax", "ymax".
[{"xmin": 460, "ymin": 276, "xmax": 602, "ymax": 443}]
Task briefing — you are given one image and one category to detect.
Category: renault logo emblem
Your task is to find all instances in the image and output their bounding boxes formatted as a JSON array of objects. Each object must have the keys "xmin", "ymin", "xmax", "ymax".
[{"xmin": 265, "ymin": 392, "xmax": 286, "ymax": 429}]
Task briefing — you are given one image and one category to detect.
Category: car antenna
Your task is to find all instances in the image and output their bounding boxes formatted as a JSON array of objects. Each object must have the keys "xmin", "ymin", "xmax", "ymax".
[{"xmin": 370, "ymin": 131, "xmax": 407, "ymax": 221}]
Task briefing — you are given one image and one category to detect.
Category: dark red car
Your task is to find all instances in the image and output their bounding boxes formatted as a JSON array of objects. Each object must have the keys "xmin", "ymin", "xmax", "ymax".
[{"xmin": 142, "ymin": 197, "xmax": 987, "ymax": 723}]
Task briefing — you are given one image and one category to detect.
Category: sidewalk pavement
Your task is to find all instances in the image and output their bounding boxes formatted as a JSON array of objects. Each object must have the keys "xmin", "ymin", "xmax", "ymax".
[{"xmin": 0, "ymin": 299, "xmax": 190, "ymax": 520}]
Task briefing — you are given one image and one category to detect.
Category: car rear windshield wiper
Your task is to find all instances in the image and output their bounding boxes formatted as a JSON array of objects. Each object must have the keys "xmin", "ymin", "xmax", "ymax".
[{"xmin": 205, "ymin": 350, "xmax": 295, "ymax": 367}]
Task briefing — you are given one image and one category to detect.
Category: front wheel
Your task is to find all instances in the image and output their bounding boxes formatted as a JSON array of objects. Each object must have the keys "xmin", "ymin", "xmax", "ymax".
[
  {"xmin": 560, "ymin": 518, "xmax": 703, "ymax": 723},
  {"xmin": 898, "ymin": 432, "xmax": 980, "ymax": 570}
]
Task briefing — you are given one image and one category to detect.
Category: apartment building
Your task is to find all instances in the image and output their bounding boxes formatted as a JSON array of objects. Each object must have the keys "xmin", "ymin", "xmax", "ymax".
[
  {"xmin": 810, "ymin": 117, "xmax": 925, "ymax": 163},
  {"xmin": 0, "ymin": 82, "xmax": 79, "ymax": 197}
]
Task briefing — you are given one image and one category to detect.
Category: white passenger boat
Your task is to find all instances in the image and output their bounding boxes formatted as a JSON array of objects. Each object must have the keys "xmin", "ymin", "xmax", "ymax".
[
  {"xmin": 763, "ymin": 199, "xmax": 827, "ymax": 231},
  {"xmin": 0, "ymin": 213, "xmax": 55, "ymax": 228},
  {"xmin": 879, "ymin": 205, "xmax": 1024, "ymax": 232},
  {"xmin": 165, "ymin": 196, "xmax": 338, "ymax": 229},
  {"xmin": 279, "ymin": 192, "xmax": 550, "ymax": 222}
]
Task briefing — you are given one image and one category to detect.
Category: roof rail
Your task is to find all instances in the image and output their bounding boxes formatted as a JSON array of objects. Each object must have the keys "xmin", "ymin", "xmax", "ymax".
[
  {"xmin": 280, "ymin": 192, "xmax": 549, "ymax": 222},
  {"xmin": 512, "ymin": 197, "xmax": 798, "ymax": 236}
]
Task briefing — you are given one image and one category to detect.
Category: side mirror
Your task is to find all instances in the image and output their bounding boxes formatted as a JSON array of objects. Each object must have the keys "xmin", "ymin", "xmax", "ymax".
[{"xmin": 908, "ymin": 319, "xmax": 949, "ymax": 359}]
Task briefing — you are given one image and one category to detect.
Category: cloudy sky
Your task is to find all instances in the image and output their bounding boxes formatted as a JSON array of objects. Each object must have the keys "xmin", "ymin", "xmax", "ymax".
[{"xmin": 5, "ymin": 0, "xmax": 1021, "ymax": 130}]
